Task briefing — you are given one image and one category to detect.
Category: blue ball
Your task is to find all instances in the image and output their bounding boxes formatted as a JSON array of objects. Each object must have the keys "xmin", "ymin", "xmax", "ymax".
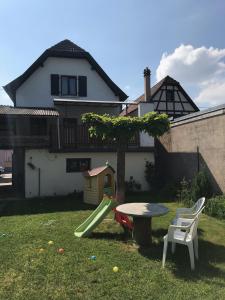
[{"xmin": 90, "ymin": 255, "xmax": 96, "ymax": 260}]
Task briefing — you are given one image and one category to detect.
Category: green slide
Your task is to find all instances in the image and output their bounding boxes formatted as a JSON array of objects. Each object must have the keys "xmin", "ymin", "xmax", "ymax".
[{"xmin": 74, "ymin": 199, "xmax": 117, "ymax": 238}]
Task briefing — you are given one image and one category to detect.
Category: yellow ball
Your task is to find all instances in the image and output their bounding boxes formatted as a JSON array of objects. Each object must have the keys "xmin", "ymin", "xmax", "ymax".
[
  {"xmin": 48, "ymin": 240, "xmax": 54, "ymax": 245},
  {"xmin": 39, "ymin": 248, "xmax": 45, "ymax": 253},
  {"xmin": 113, "ymin": 266, "xmax": 119, "ymax": 272}
]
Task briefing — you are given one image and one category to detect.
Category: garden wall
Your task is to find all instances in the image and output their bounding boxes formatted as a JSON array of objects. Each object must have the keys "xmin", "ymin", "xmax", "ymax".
[{"xmin": 157, "ymin": 105, "xmax": 225, "ymax": 194}]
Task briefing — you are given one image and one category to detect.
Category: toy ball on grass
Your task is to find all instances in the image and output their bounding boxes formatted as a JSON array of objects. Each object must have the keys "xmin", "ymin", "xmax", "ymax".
[
  {"xmin": 57, "ymin": 248, "xmax": 65, "ymax": 254},
  {"xmin": 39, "ymin": 248, "xmax": 45, "ymax": 253},
  {"xmin": 90, "ymin": 255, "xmax": 96, "ymax": 260},
  {"xmin": 48, "ymin": 240, "xmax": 54, "ymax": 245},
  {"xmin": 113, "ymin": 266, "xmax": 119, "ymax": 272}
]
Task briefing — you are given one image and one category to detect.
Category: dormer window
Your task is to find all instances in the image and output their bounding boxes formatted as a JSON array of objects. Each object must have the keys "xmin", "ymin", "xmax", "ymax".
[
  {"xmin": 51, "ymin": 74, "xmax": 87, "ymax": 97},
  {"xmin": 166, "ymin": 90, "xmax": 174, "ymax": 101},
  {"xmin": 61, "ymin": 76, "xmax": 77, "ymax": 96}
]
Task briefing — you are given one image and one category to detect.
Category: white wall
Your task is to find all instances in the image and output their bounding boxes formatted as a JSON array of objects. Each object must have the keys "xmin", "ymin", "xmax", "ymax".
[
  {"xmin": 138, "ymin": 102, "xmax": 154, "ymax": 147},
  {"xmin": 16, "ymin": 57, "xmax": 120, "ymax": 107},
  {"xmin": 25, "ymin": 149, "xmax": 154, "ymax": 198}
]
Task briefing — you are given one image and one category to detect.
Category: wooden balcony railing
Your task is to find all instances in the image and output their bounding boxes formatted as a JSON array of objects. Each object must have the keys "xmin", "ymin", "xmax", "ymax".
[
  {"xmin": 0, "ymin": 125, "xmax": 140, "ymax": 150},
  {"xmin": 0, "ymin": 135, "xmax": 50, "ymax": 149},
  {"xmin": 61, "ymin": 125, "xmax": 140, "ymax": 150}
]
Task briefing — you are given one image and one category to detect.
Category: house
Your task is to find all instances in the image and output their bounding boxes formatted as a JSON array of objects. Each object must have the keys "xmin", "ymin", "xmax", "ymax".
[
  {"xmin": 1, "ymin": 39, "xmax": 155, "ymax": 198},
  {"xmin": 120, "ymin": 68, "xmax": 199, "ymax": 118}
]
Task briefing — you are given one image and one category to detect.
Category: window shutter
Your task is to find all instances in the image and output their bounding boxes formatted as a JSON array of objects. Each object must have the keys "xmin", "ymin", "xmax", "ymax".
[
  {"xmin": 78, "ymin": 76, "xmax": 87, "ymax": 97},
  {"xmin": 51, "ymin": 74, "xmax": 59, "ymax": 95}
]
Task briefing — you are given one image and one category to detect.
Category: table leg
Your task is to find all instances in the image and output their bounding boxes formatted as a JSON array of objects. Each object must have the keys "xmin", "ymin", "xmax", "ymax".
[{"xmin": 132, "ymin": 217, "xmax": 152, "ymax": 247}]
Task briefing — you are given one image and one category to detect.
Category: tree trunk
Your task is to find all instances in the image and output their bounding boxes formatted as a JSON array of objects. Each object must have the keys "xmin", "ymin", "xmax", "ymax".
[{"xmin": 116, "ymin": 142, "xmax": 126, "ymax": 203}]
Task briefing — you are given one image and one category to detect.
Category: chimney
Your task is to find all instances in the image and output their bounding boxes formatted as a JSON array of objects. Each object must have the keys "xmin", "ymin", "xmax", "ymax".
[{"xmin": 144, "ymin": 67, "xmax": 151, "ymax": 102}]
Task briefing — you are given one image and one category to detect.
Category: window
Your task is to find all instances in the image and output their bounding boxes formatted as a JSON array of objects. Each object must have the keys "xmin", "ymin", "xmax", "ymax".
[
  {"xmin": 66, "ymin": 158, "xmax": 91, "ymax": 173},
  {"xmin": 166, "ymin": 90, "xmax": 174, "ymax": 101},
  {"xmin": 50, "ymin": 74, "xmax": 87, "ymax": 97},
  {"xmin": 30, "ymin": 118, "xmax": 47, "ymax": 136},
  {"xmin": 61, "ymin": 76, "xmax": 77, "ymax": 96}
]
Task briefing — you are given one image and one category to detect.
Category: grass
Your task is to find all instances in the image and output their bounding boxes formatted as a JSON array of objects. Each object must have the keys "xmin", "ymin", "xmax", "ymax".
[{"xmin": 0, "ymin": 192, "xmax": 225, "ymax": 299}]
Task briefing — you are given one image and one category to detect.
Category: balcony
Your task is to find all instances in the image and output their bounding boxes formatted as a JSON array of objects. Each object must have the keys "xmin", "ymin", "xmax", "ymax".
[
  {"xmin": 0, "ymin": 134, "xmax": 50, "ymax": 149},
  {"xmin": 57, "ymin": 125, "xmax": 140, "ymax": 152}
]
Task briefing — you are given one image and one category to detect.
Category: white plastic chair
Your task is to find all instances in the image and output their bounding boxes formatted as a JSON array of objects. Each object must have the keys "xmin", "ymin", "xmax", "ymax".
[
  {"xmin": 173, "ymin": 197, "xmax": 205, "ymax": 222},
  {"xmin": 162, "ymin": 206, "xmax": 205, "ymax": 270}
]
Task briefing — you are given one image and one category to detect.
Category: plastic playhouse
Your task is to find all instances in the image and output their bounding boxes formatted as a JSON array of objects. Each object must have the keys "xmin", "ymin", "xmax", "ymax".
[
  {"xmin": 83, "ymin": 163, "xmax": 115, "ymax": 205},
  {"xmin": 74, "ymin": 163, "xmax": 133, "ymax": 238}
]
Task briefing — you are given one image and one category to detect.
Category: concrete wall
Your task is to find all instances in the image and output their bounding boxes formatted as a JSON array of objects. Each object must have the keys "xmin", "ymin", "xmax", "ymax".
[
  {"xmin": 25, "ymin": 149, "xmax": 154, "ymax": 198},
  {"xmin": 158, "ymin": 112, "xmax": 225, "ymax": 193},
  {"xmin": 16, "ymin": 57, "xmax": 119, "ymax": 107}
]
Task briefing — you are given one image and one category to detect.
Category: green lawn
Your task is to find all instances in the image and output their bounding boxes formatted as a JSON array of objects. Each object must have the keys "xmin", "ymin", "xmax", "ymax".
[{"xmin": 0, "ymin": 193, "xmax": 225, "ymax": 300}]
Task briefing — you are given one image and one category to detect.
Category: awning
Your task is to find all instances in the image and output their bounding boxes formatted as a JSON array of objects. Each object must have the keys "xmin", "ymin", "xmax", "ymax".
[
  {"xmin": 0, "ymin": 106, "xmax": 59, "ymax": 117},
  {"xmin": 54, "ymin": 98, "xmax": 138, "ymax": 107}
]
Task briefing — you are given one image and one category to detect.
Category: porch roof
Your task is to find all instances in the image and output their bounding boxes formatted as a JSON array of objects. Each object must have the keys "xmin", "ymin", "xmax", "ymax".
[
  {"xmin": 0, "ymin": 106, "xmax": 59, "ymax": 117},
  {"xmin": 54, "ymin": 98, "xmax": 138, "ymax": 107}
]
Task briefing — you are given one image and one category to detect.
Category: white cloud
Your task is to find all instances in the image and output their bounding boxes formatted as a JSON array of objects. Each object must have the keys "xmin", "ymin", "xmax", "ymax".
[
  {"xmin": 156, "ymin": 44, "xmax": 225, "ymax": 108},
  {"xmin": 0, "ymin": 87, "xmax": 13, "ymax": 106},
  {"xmin": 195, "ymin": 82, "xmax": 225, "ymax": 107}
]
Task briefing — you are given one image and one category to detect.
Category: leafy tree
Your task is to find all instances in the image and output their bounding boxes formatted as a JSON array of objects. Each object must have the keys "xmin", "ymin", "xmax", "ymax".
[{"xmin": 82, "ymin": 112, "xmax": 170, "ymax": 203}]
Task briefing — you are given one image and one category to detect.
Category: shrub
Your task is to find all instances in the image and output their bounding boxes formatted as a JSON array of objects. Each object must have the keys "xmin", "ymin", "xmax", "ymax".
[
  {"xmin": 125, "ymin": 176, "xmax": 142, "ymax": 193},
  {"xmin": 205, "ymin": 195, "xmax": 225, "ymax": 220},
  {"xmin": 176, "ymin": 171, "xmax": 225, "ymax": 220},
  {"xmin": 144, "ymin": 161, "xmax": 161, "ymax": 190},
  {"xmin": 177, "ymin": 177, "xmax": 193, "ymax": 206},
  {"xmin": 191, "ymin": 170, "xmax": 212, "ymax": 200}
]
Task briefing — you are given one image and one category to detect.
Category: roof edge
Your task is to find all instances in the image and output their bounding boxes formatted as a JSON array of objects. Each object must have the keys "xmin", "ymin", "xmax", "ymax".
[{"xmin": 3, "ymin": 42, "xmax": 128, "ymax": 103}]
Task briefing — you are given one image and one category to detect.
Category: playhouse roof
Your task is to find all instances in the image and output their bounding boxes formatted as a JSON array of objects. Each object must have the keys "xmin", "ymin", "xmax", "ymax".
[{"xmin": 83, "ymin": 165, "xmax": 115, "ymax": 177}]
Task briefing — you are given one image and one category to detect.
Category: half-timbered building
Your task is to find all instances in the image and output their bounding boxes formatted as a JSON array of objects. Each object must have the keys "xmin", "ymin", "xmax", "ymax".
[{"xmin": 120, "ymin": 68, "xmax": 199, "ymax": 118}]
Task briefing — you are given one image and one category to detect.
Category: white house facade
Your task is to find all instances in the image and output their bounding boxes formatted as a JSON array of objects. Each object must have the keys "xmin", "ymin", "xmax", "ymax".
[{"xmin": 2, "ymin": 39, "xmax": 157, "ymax": 198}]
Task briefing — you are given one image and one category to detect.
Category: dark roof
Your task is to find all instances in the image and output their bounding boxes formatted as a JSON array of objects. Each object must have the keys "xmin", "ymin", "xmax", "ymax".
[
  {"xmin": 0, "ymin": 106, "xmax": 59, "ymax": 116},
  {"xmin": 120, "ymin": 75, "xmax": 199, "ymax": 116},
  {"xmin": 3, "ymin": 39, "xmax": 128, "ymax": 103},
  {"xmin": 172, "ymin": 103, "xmax": 225, "ymax": 124},
  {"xmin": 83, "ymin": 165, "xmax": 115, "ymax": 177}
]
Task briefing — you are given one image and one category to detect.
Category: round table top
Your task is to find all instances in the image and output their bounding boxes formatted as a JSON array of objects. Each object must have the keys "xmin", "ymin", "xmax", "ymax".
[{"xmin": 116, "ymin": 202, "xmax": 169, "ymax": 218}]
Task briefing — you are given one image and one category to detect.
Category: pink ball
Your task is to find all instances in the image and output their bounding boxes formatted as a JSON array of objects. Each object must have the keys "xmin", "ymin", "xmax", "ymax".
[{"xmin": 58, "ymin": 248, "xmax": 65, "ymax": 254}]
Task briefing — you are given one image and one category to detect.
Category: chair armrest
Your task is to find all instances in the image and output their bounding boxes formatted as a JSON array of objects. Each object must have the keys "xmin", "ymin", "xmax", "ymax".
[
  {"xmin": 176, "ymin": 207, "xmax": 193, "ymax": 214},
  {"xmin": 174, "ymin": 217, "xmax": 193, "ymax": 227},
  {"xmin": 168, "ymin": 221, "xmax": 194, "ymax": 240}
]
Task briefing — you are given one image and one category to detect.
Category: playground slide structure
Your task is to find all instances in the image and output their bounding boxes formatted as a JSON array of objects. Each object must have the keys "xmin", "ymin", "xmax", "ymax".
[{"xmin": 74, "ymin": 198, "xmax": 117, "ymax": 238}]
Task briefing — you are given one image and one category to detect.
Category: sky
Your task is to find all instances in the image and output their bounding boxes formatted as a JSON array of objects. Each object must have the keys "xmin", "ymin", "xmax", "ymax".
[{"xmin": 0, "ymin": 0, "xmax": 225, "ymax": 109}]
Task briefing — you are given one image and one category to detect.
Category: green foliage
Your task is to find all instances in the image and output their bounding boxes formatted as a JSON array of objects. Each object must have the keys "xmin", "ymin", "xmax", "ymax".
[
  {"xmin": 81, "ymin": 112, "xmax": 170, "ymax": 142},
  {"xmin": 191, "ymin": 170, "xmax": 212, "ymax": 200},
  {"xmin": 125, "ymin": 176, "xmax": 141, "ymax": 193},
  {"xmin": 177, "ymin": 171, "xmax": 212, "ymax": 204},
  {"xmin": 205, "ymin": 195, "xmax": 225, "ymax": 220},
  {"xmin": 144, "ymin": 161, "xmax": 157, "ymax": 190},
  {"xmin": 177, "ymin": 178, "xmax": 193, "ymax": 207},
  {"xmin": 176, "ymin": 171, "xmax": 225, "ymax": 220}
]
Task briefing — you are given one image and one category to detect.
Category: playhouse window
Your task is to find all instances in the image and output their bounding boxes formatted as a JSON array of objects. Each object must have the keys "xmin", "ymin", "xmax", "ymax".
[{"xmin": 66, "ymin": 158, "xmax": 91, "ymax": 172}]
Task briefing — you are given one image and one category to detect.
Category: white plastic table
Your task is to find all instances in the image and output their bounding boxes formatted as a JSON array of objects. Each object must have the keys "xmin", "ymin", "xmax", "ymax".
[{"xmin": 116, "ymin": 203, "xmax": 169, "ymax": 247}]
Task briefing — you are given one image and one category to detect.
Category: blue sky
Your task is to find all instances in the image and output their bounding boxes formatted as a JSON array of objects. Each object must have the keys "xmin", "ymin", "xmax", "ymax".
[{"xmin": 0, "ymin": 0, "xmax": 225, "ymax": 108}]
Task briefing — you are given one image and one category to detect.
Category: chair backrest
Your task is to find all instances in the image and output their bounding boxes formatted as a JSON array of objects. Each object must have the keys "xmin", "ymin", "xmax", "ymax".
[
  {"xmin": 187, "ymin": 205, "xmax": 205, "ymax": 240},
  {"xmin": 192, "ymin": 197, "xmax": 205, "ymax": 215}
]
